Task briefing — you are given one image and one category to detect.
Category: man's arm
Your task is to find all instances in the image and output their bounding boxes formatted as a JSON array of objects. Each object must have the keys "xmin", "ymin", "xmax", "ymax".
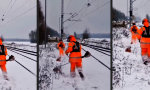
[
  {"xmin": 136, "ymin": 27, "xmax": 143, "ymax": 41},
  {"xmin": 4, "ymin": 46, "xmax": 7, "ymax": 56},
  {"xmin": 65, "ymin": 43, "xmax": 73, "ymax": 55}
]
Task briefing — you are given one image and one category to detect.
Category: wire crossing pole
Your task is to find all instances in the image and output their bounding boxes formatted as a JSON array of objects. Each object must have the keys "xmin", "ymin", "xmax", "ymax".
[{"xmin": 61, "ymin": 0, "xmax": 64, "ymax": 39}]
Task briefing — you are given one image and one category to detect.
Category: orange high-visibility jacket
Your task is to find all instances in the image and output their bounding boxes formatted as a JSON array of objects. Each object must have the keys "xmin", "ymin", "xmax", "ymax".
[
  {"xmin": 57, "ymin": 41, "xmax": 65, "ymax": 49},
  {"xmin": 137, "ymin": 26, "xmax": 150, "ymax": 48},
  {"xmin": 65, "ymin": 36, "xmax": 82, "ymax": 62},
  {"xmin": 130, "ymin": 25, "xmax": 139, "ymax": 42},
  {"xmin": 0, "ymin": 40, "xmax": 7, "ymax": 65}
]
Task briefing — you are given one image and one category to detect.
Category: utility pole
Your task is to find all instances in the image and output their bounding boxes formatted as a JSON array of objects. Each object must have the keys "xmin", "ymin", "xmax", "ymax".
[
  {"xmin": 45, "ymin": 0, "xmax": 47, "ymax": 48},
  {"xmin": 129, "ymin": 0, "xmax": 133, "ymax": 28},
  {"xmin": 127, "ymin": 0, "xmax": 128, "ymax": 18},
  {"xmin": 61, "ymin": 0, "xmax": 64, "ymax": 39},
  {"xmin": 129, "ymin": 0, "xmax": 136, "ymax": 27}
]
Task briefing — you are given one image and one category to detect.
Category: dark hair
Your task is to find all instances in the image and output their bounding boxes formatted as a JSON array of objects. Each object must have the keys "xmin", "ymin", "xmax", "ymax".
[
  {"xmin": 67, "ymin": 36, "xmax": 71, "ymax": 42},
  {"xmin": 59, "ymin": 39, "xmax": 62, "ymax": 41},
  {"xmin": 132, "ymin": 23, "xmax": 136, "ymax": 25}
]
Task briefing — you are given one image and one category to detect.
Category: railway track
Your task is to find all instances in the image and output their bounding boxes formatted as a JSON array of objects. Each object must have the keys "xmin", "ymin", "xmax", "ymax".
[
  {"xmin": 4, "ymin": 43, "xmax": 36, "ymax": 48},
  {"xmin": 6, "ymin": 45, "xmax": 37, "ymax": 76},
  {"xmin": 81, "ymin": 43, "xmax": 111, "ymax": 56},
  {"xmin": 6, "ymin": 46, "xmax": 37, "ymax": 56}
]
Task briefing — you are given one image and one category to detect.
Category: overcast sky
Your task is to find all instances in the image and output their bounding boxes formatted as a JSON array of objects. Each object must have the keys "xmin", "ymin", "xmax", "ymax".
[
  {"xmin": 0, "ymin": 0, "xmax": 36, "ymax": 39},
  {"xmin": 40, "ymin": 0, "xmax": 110, "ymax": 35},
  {"xmin": 113, "ymin": 0, "xmax": 150, "ymax": 21}
]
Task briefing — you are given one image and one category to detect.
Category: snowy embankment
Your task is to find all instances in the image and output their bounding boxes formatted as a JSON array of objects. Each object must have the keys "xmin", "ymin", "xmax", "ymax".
[
  {"xmin": 39, "ymin": 41, "xmax": 110, "ymax": 90},
  {"xmin": 0, "ymin": 42, "xmax": 37, "ymax": 90},
  {"xmin": 113, "ymin": 27, "xmax": 150, "ymax": 90}
]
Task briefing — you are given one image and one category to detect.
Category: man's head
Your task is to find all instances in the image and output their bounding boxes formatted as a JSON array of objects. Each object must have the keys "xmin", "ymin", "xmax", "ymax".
[
  {"xmin": 67, "ymin": 35, "xmax": 76, "ymax": 42},
  {"xmin": 132, "ymin": 22, "xmax": 136, "ymax": 25},
  {"xmin": 142, "ymin": 18, "xmax": 149, "ymax": 27},
  {"xmin": 0, "ymin": 38, "xmax": 2, "ymax": 45},
  {"xmin": 59, "ymin": 39, "xmax": 62, "ymax": 42}
]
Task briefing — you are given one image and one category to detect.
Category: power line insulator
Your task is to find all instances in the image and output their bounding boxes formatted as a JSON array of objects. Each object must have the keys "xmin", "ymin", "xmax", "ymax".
[{"xmin": 87, "ymin": 3, "xmax": 91, "ymax": 7}]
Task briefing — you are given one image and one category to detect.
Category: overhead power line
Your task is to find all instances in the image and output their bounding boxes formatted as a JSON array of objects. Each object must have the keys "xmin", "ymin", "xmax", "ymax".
[
  {"xmin": 64, "ymin": 1, "xmax": 110, "ymax": 29},
  {"xmin": 64, "ymin": 0, "xmax": 99, "ymax": 23},
  {"xmin": 2, "ymin": 0, "xmax": 18, "ymax": 19},
  {"xmin": 0, "ymin": 0, "xmax": 13, "ymax": 21},
  {"xmin": 82, "ymin": 1, "xmax": 110, "ymax": 18},
  {"xmin": 0, "ymin": 6, "xmax": 36, "ymax": 26}
]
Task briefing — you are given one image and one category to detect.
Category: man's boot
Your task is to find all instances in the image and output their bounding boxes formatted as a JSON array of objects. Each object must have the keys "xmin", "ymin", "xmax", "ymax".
[
  {"xmin": 3, "ymin": 72, "xmax": 9, "ymax": 80},
  {"xmin": 77, "ymin": 67, "xmax": 85, "ymax": 80},
  {"xmin": 70, "ymin": 72, "xmax": 76, "ymax": 78},
  {"xmin": 142, "ymin": 55, "xmax": 148, "ymax": 65}
]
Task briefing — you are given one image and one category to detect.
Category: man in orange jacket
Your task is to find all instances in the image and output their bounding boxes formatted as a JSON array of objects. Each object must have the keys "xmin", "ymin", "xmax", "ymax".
[
  {"xmin": 57, "ymin": 39, "xmax": 65, "ymax": 57},
  {"xmin": 0, "ymin": 38, "xmax": 8, "ymax": 80},
  {"xmin": 65, "ymin": 35, "xmax": 84, "ymax": 79},
  {"xmin": 130, "ymin": 22, "xmax": 139, "ymax": 44},
  {"xmin": 137, "ymin": 18, "xmax": 150, "ymax": 65}
]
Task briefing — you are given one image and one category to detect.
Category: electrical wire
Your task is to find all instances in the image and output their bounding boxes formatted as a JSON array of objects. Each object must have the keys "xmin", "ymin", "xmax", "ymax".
[
  {"xmin": 3, "ymin": 0, "xmax": 18, "ymax": 17},
  {"xmin": 63, "ymin": 0, "xmax": 99, "ymax": 23},
  {"xmin": 82, "ymin": 0, "xmax": 110, "ymax": 18},
  {"xmin": 0, "ymin": 0, "xmax": 36, "ymax": 25},
  {"xmin": 0, "ymin": 6, "xmax": 36, "ymax": 26},
  {"xmin": 64, "ymin": 0, "xmax": 110, "ymax": 29},
  {"xmin": 0, "ymin": 0, "xmax": 13, "ymax": 20}
]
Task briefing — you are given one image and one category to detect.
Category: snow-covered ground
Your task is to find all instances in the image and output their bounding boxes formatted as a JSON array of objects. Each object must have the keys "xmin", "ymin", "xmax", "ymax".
[
  {"xmin": 39, "ymin": 39, "xmax": 110, "ymax": 90},
  {"xmin": 4, "ymin": 41, "xmax": 36, "ymax": 51},
  {"xmin": 0, "ymin": 41, "xmax": 37, "ymax": 90},
  {"xmin": 87, "ymin": 38, "xmax": 110, "ymax": 41},
  {"xmin": 82, "ymin": 38, "xmax": 110, "ymax": 49},
  {"xmin": 4, "ymin": 41, "xmax": 36, "ymax": 46},
  {"xmin": 113, "ymin": 27, "xmax": 150, "ymax": 90}
]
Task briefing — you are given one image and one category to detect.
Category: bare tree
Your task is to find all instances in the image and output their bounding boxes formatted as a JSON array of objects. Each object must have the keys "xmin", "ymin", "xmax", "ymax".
[
  {"xmin": 0, "ymin": 35, "xmax": 4, "ymax": 41},
  {"xmin": 29, "ymin": 30, "xmax": 37, "ymax": 43},
  {"xmin": 82, "ymin": 28, "xmax": 90, "ymax": 40},
  {"xmin": 74, "ymin": 32, "xmax": 77, "ymax": 39},
  {"xmin": 146, "ymin": 14, "xmax": 150, "ymax": 21}
]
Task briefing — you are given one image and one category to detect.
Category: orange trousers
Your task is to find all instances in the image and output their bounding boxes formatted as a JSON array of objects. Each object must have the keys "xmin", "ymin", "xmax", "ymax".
[
  {"xmin": 59, "ymin": 48, "xmax": 64, "ymax": 56},
  {"xmin": 131, "ymin": 33, "xmax": 138, "ymax": 44},
  {"xmin": 70, "ymin": 62, "xmax": 82, "ymax": 72},
  {"xmin": 0, "ymin": 64, "xmax": 7, "ymax": 73},
  {"xmin": 141, "ymin": 48, "xmax": 150, "ymax": 57}
]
